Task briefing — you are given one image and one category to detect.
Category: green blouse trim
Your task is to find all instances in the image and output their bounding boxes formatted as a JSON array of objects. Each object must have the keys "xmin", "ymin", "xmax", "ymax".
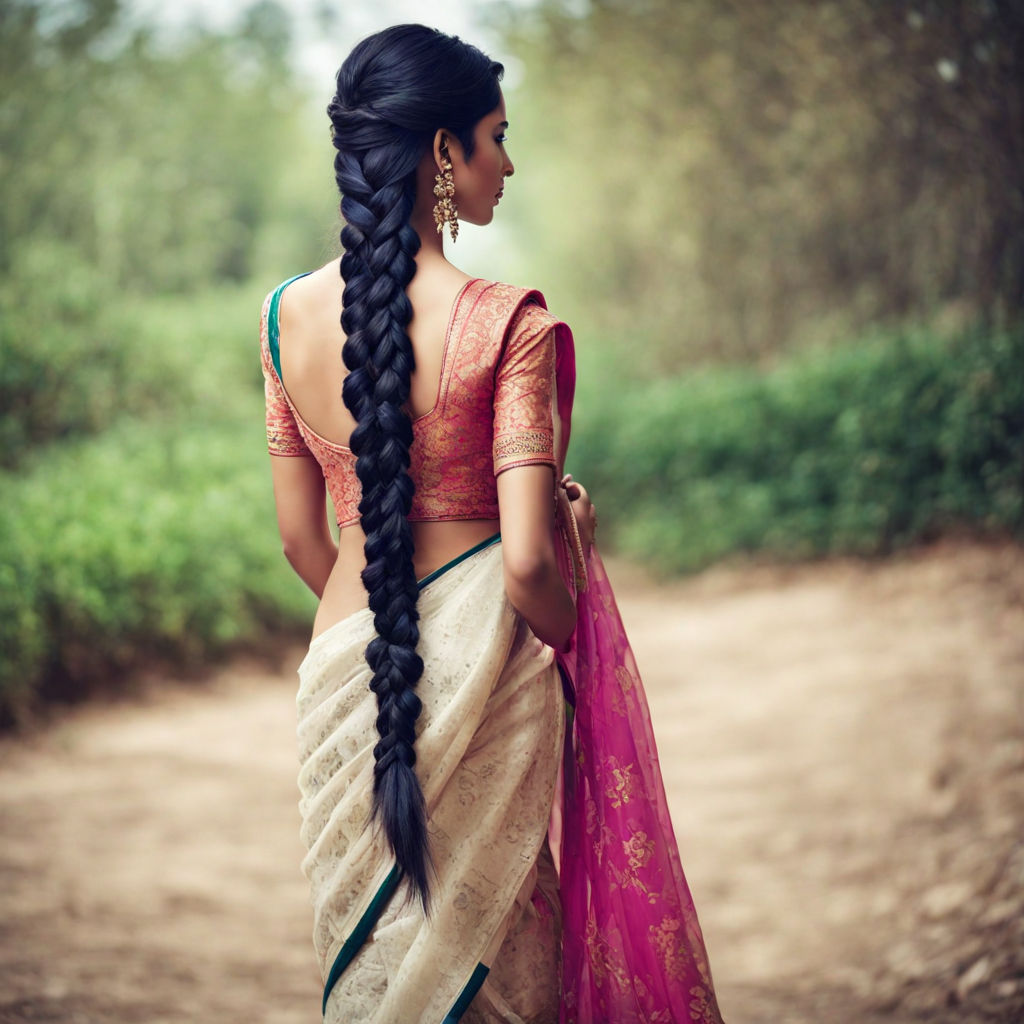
[{"xmin": 268, "ymin": 271, "xmax": 312, "ymax": 382}]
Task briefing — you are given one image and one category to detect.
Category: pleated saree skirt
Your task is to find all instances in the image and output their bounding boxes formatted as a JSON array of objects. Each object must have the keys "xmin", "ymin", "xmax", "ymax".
[{"xmin": 295, "ymin": 536, "xmax": 566, "ymax": 1023}]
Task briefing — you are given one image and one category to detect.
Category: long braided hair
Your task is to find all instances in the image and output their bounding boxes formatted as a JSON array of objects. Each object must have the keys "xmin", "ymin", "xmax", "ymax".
[{"xmin": 327, "ymin": 26, "xmax": 503, "ymax": 909}]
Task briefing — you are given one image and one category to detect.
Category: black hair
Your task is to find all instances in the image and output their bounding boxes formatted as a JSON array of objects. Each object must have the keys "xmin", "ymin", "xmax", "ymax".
[{"xmin": 327, "ymin": 25, "xmax": 503, "ymax": 910}]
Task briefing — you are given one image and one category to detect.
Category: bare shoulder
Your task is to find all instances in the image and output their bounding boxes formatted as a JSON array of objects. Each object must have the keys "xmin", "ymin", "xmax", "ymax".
[{"xmin": 278, "ymin": 261, "xmax": 343, "ymax": 340}]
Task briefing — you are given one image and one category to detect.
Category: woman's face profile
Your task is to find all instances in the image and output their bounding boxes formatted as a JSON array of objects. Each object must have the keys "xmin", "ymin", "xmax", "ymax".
[{"xmin": 447, "ymin": 92, "xmax": 515, "ymax": 228}]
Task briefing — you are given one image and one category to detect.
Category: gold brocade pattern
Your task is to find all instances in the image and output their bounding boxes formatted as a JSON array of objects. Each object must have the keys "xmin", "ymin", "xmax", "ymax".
[
  {"xmin": 584, "ymin": 920, "xmax": 629, "ymax": 993},
  {"xmin": 259, "ymin": 279, "xmax": 570, "ymax": 527},
  {"xmin": 650, "ymin": 915, "xmax": 695, "ymax": 982},
  {"xmin": 492, "ymin": 429, "xmax": 553, "ymax": 463},
  {"xmin": 624, "ymin": 829, "xmax": 655, "ymax": 872},
  {"xmin": 260, "ymin": 292, "xmax": 317, "ymax": 459}
]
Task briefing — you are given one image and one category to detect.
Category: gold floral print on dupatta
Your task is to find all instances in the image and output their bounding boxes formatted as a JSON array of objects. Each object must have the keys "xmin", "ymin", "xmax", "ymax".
[{"xmin": 604, "ymin": 755, "xmax": 636, "ymax": 809}]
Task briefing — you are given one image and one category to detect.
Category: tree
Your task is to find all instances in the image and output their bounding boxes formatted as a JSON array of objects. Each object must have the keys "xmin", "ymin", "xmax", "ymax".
[{"xmin": 500, "ymin": 0, "xmax": 1024, "ymax": 366}]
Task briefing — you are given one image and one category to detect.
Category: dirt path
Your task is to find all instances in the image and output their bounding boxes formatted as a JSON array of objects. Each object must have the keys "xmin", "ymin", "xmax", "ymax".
[{"xmin": 1, "ymin": 540, "xmax": 1022, "ymax": 1024}]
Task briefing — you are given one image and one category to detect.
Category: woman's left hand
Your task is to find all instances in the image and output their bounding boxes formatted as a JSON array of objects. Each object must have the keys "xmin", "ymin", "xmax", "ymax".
[{"xmin": 560, "ymin": 473, "xmax": 597, "ymax": 557}]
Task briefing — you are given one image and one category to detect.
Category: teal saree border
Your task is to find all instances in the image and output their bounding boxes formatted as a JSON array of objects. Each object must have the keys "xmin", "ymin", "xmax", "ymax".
[
  {"xmin": 442, "ymin": 963, "xmax": 490, "ymax": 1023},
  {"xmin": 417, "ymin": 533, "xmax": 501, "ymax": 590},
  {"xmin": 321, "ymin": 863, "xmax": 401, "ymax": 1015}
]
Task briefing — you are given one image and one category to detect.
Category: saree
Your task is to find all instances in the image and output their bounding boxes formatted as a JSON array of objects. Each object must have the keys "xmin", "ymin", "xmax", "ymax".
[
  {"xmin": 291, "ymin": 280, "xmax": 724, "ymax": 1022},
  {"xmin": 297, "ymin": 537, "xmax": 566, "ymax": 1023}
]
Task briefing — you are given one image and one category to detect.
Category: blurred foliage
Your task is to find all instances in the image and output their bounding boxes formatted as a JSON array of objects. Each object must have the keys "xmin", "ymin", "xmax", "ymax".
[
  {"xmin": 0, "ymin": 0, "xmax": 336, "ymax": 458},
  {"xmin": 0, "ymin": 239, "xmax": 270, "ymax": 461},
  {"xmin": 1, "ymin": 239, "xmax": 129, "ymax": 461},
  {"xmin": 0, "ymin": 412, "xmax": 315, "ymax": 725},
  {"xmin": 570, "ymin": 323, "xmax": 1024, "ymax": 574},
  {"xmin": 0, "ymin": 283, "xmax": 315, "ymax": 723},
  {"xmin": 0, "ymin": 0, "xmax": 334, "ymax": 293},
  {"xmin": 498, "ymin": 0, "xmax": 1024, "ymax": 368},
  {"xmin": 0, "ymin": 0, "xmax": 329, "ymax": 720}
]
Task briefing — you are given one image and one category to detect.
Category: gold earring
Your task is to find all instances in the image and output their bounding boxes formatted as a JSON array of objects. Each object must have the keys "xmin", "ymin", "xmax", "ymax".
[{"xmin": 432, "ymin": 149, "xmax": 458, "ymax": 243}]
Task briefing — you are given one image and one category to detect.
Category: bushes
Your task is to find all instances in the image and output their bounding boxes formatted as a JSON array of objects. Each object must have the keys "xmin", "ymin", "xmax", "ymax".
[
  {"xmin": 0, "ymin": 243, "xmax": 135, "ymax": 463},
  {"xmin": 0, "ymin": 2, "xmax": 334, "ymax": 723},
  {"xmin": 570, "ymin": 325, "xmax": 1024, "ymax": 574},
  {"xmin": 504, "ymin": 1, "xmax": 1024, "ymax": 362},
  {"xmin": 0, "ymin": 418, "xmax": 314, "ymax": 724},
  {"xmin": 0, "ymin": 246, "xmax": 266, "ymax": 466},
  {"xmin": 0, "ymin": 280, "xmax": 313, "ymax": 725}
]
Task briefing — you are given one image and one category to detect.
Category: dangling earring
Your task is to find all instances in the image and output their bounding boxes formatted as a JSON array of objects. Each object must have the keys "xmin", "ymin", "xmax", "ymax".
[{"xmin": 433, "ymin": 147, "xmax": 458, "ymax": 243}]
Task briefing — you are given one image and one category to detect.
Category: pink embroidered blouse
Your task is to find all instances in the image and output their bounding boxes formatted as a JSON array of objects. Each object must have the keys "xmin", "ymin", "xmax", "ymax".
[{"xmin": 260, "ymin": 276, "xmax": 575, "ymax": 528}]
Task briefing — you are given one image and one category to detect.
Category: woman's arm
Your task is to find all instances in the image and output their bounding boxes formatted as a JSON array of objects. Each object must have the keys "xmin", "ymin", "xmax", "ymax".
[
  {"xmin": 497, "ymin": 464, "xmax": 577, "ymax": 652},
  {"xmin": 270, "ymin": 454, "xmax": 338, "ymax": 598}
]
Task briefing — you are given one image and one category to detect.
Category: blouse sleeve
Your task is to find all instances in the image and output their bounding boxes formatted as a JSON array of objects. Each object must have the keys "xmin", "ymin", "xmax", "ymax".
[
  {"xmin": 260, "ymin": 291, "xmax": 311, "ymax": 458},
  {"xmin": 492, "ymin": 302, "xmax": 558, "ymax": 476}
]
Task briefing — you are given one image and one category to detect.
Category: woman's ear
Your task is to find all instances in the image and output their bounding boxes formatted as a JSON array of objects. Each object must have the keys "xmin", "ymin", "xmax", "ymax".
[
  {"xmin": 432, "ymin": 128, "xmax": 465, "ymax": 170},
  {"xmin": 431, "ymin": 129, "xmax": 448, "ymax": 171}
]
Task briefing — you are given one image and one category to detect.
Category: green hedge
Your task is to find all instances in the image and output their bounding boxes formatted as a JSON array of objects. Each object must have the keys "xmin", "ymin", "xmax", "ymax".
[
  {"xmin": 0, "ymin": 245, "xmax": 267, "ymax": 466},
  {"xmin": 570, "ymin": 325, "xmax": 1024, "ymax": 573},
  {"xmin": 0, "ymin": 418, "xmax": 314, "ymax": 724},
  {"xmin": 0, "ymin": 274, "xmax": 311, "ymax": 724},
  {"xmin": 0, "ymin": 243, "xmax": 137, "ymax": 463}
]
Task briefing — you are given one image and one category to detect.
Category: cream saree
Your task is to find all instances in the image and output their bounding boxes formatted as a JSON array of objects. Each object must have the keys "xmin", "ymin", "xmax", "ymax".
[{"xmin": 296, "ymin": 536, "xmax": 565, "ymax": 1023}]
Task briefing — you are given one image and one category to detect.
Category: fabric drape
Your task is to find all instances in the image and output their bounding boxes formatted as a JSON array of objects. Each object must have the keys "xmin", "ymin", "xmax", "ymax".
[
  {"xmin": 296, "ymin": 541, "xmax": 565, "ymax": 1023},
  {"xmin": 555, "ymin": 545, "xmax": 725, "ymax": 1024}
]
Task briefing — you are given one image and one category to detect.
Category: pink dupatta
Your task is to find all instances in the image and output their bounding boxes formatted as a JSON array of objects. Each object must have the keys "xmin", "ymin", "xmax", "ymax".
[
  {"xmin": 549, "ymin": 314, "xmax": 724, "ymax": 1023},
  {"xmin": 555, "ymin": 551, "xmax": 724, "ymax": 1023}
]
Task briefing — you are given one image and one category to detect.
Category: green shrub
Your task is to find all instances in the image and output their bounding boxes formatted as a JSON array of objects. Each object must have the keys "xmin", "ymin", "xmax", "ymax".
[
  {"xmin": 0, "ymin": 418, "xmax": 314, "ymax": 724},
  {"xmin": 0, "ymin": 248, "xmax": 266, "ymax": 467},
  {"xmin": 570, "ymin": 325, "xmax": 1024, "ymax": 574},
  {"xmin": 0, "ymin": 241, "xmax": 130, "ymax": 463}
]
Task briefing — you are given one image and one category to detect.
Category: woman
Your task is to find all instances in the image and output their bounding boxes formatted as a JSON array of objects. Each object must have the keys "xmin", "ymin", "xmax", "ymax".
[{"xmin": 261, "ymin": 24, "xmax": 724, "ymax": 1024}]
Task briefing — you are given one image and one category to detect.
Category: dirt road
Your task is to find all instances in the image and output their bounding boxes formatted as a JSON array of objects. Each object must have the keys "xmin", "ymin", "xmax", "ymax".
[{"xmin": 1, "ymin": 539, "xmax": 1022, "ymax": 1023}]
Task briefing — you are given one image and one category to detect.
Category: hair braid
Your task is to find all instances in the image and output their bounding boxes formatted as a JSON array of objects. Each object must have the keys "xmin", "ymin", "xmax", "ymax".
[
  {"xmin": 336, "ymin": 146, "xmax": 430, "ymax": 903},
  {"xmin": 327, "ymin": 23, "xmax": 505, "ymax": 911}
]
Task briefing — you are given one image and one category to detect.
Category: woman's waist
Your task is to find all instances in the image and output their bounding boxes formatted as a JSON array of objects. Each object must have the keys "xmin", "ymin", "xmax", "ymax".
[
  {"xmin": 301, "ymin": 532, "xmax": 506, "ymax": 680},
  {"xmin": 312, "ymin": 520, "xmax": 501, "ymax": 640},
  {"xmin": 409, "ymin": 517, "xmax": 501, "ymax": 576}
]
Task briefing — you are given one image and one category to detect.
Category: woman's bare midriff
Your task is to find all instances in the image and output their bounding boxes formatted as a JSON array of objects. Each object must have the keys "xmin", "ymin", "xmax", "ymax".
[{"xmin": 311, "ymin": 518, "xmax": 501, "ymax": 639}]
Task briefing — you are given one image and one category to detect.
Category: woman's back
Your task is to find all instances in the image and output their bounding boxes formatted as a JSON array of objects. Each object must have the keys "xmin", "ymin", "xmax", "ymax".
[
  {"xmin": 272, "ymin": 260, "xmax": 505, "ymax": 634},
  {"xmin": 276, "ymin": 260, "xmax": 473, "ymax": 446}
]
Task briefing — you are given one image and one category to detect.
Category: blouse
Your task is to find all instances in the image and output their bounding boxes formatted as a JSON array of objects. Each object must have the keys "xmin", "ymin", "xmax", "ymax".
[{"xmin": 260, "ymin": 276, "xmax": 573, "ymax": 528}]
